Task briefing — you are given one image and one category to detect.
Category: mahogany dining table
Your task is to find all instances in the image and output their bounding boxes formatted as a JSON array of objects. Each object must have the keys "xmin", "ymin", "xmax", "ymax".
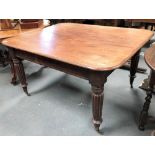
[{"xmin": 2, "ymin": 23, "xmax": 153, "ymax": 131}]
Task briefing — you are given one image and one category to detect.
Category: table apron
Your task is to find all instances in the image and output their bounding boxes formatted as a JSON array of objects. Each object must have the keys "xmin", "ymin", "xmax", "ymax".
[{"xmin": 12, "ymin": 49, "xmax": 113, "ymax": 81}]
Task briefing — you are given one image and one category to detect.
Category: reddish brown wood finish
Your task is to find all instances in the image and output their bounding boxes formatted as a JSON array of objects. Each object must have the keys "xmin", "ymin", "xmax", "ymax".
[
  {"xmin": 0, "ymin": 29, "xmax": 21, "ymax": 39},
  {"xmin": 2, "ymin": 23, "xmax": 153, "ymax": 71},
  {"xmin": 2, "ymin": 23, "xmax": 153, "ymax": 131},
  {"xmin": 0, "ymin": 19, "xmax": 13, "ymax": 30},
  {"xmin": 144, "ymin": 44, "xmax": 155, "ymax": 70},
  {"xmin": 0, "ymin": 29, "xmax": 34, "ymax": 84},
  {"xmin": 20, "ymin": 20, "xmax": 43, "ymax": 29},
  {"xmin": 12, "ymin": 58, "xmax": 29, "ymax": 96},
  {"xmin": 139, "ymin": 45, "xmax": 155, "ymax": 130}
]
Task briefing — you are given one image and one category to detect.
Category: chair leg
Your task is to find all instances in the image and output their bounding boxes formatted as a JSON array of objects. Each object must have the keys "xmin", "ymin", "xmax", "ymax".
[
  {"xmin": 139, "ymin": 88, "xmax": 153, "ymax": 130},
  {"xmin": 139, "ymin": 70, "xmax": 155, "ymax": 130}
]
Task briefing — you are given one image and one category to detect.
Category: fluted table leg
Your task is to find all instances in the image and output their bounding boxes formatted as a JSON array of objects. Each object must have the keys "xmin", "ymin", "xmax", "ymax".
[
  {"xmin": 12, "ymin": 57, "xmax": 30, "ymax": 96},
  {"xmin": 91, "ymin": 84, "xmax": 104, "ymax": 131},
  {"xmin": 89, "ymin": 72, "xmax": 108, "ymax": 132}
]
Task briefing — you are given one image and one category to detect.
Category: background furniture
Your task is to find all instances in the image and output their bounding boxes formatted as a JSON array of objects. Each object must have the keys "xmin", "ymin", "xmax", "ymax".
[
  {"xmin": 49, "ymin": 19, "xmax": 122, "ymax": 26},
  {"xmin": 0, "ymin": 19, "xmax": 13, "ymax": 30},
  {"xmin": 0, "ymin": 19, "xmax": 49, "ymax": 84},
  {"xmin": 151, "ymin": 130, "xmax": 155, "ymax": 136},
  {"xmin": 20, "ymin": 19, "xmax": 43, "ymax": 29},
  {"xmin": 123, "ymin": 20, "xmax": 155, "ymax": 93},
  {"xmin": 126, "ymin": 19, "xmax": 155, "ymax": 30},
  {"xmin": 0, "ymin": 19, "xmax": 14, "ymax": 67},
  {"xmin": 139, "ymin": 44, "xmax": 155, "ymax": 130},
  {"xmin": 2, "ymin": 23, "xmax": 153, "ymax": 131},
  {"xmin": 0, "ymin": 29, "xmax": 21, "ymax": 84}
]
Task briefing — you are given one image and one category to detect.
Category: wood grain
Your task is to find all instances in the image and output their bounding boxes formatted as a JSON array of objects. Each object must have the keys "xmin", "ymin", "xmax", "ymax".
[
  {"xmin": 2, "ymin": 23, "xmax": 153, "ymax": 71},
  {"xmin": 0, "ymin": 29, "xmax": 21, "ymax": 40}
]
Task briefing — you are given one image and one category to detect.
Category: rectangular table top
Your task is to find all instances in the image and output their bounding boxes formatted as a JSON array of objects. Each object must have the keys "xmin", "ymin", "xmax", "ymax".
[{"xmin": 2, "ymin": 23, "xmax": 154, "ymax": 71}]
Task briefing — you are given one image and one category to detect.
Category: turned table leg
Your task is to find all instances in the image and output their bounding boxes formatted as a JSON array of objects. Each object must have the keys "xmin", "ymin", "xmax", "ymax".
[
  {"xmin": 0, "ymin": 48, "xmax": 8, "ymax": 67},
  {"xmin": 9, "ymin": 59, "xmax": 17, "ymax": 85},
  {"xmin": 0, "ymin": 51, "xmax": 5, "ymax": 66},
  {"xmin": 12, "ymin": 57, "xmax": 30, "ymax": 96},
  {"xmin": 139, "ymin": 70, "xmax": 155, "ymax": 130},
  {"xmin": 91, "ymin": 84, "xmax": 104, "ymax": 131},
  {"xmin": 89, "ymin": 72, "xmax": 108, "ymax": 131},
  {"xmin": 5, "ymin": 48, "xmax": 18, "ymax": 85},
  {"xmin": 130, "ymin": 52, "xmax": 140, "ymax": 88},
  {"xmin": 0, "ymin": 47, "xmax": 17, "ymax": 84}
]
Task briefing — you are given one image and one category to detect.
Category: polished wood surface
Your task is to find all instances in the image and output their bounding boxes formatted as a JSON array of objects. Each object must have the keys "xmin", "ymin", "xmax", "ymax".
[
  {"xmin": 144, "ymin": 44, "xmax": 155, "ymax": 70},
  {"xmin": 2, "ymin": 23, "xmax": 154, "ymax": 132},
  {"xmin": 2, "ymin": 23, "xmax": 153, "ymax": 71},
  {"xmin": 0, "ymin": 29, "xmax": 21, "ymax": 40}
]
